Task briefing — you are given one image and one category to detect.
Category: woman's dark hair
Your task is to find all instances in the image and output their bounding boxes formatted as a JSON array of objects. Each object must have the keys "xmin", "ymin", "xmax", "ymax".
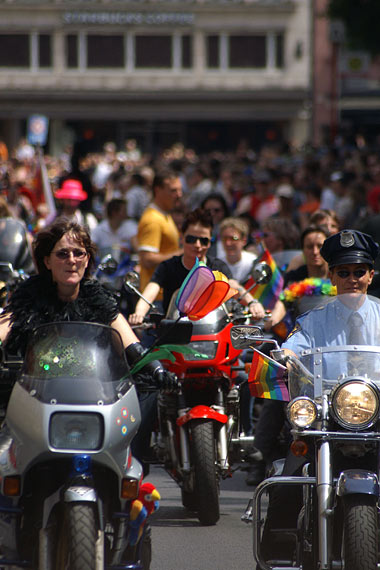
[
  {"xmin": 33, "ymin": 216, "xmax": 97, "ymax": 278},
  {"xmin": 181, "ymin": 208, "xmax": 213, "ymax": 234},
  {"xmin": 200, "ymin": 192, "xmax": 230, "ymax": 219},
  {"xmin": 300, "ymin": 224, "xmax": 329, "ymax": 248}
]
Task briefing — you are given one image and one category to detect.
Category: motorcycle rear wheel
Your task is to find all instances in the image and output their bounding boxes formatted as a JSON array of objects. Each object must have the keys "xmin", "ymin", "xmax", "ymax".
[
  {"xmin": 343, "ymin": 495, "xmax": 378, "ymax": 570},
  {"xmin": 191, "ymin": 419, "xmax": 220, "ymax": 525},
  {"xmin": 55, "ymin": 503, "xmax": 98, "ymax": 570}
]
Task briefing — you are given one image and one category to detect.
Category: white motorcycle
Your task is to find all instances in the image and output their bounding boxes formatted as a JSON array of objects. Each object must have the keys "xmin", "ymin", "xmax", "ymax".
[{"xmin": 0, "ymin": 321, "xmax": 152, "ymax": 569}]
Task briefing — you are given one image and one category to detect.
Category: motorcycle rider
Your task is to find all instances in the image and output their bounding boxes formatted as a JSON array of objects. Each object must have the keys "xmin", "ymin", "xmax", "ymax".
[
  {"xmin": 129, "ymin": 208, "xmax": 268, "ymax": 325},
  {"xmin": 260, "ymin": 228, "xmax": 380, "ymax": 563},
  {"xmin": 0, "ymin": 217, "xmax": 177, "ymax": 464}
]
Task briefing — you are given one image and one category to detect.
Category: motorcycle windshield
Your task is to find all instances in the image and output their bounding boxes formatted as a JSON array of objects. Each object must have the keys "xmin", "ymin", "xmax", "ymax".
[
  {"xmin": 286, "ymin": 293, "xmax": 380, "ymax": 400},
  {"xmin": 19, "ymin": 322, "xmax": 132, "ymax": 405},
  {"xmin": 0, "ymin": 217, "xmax": 34, "ymax": 272}
]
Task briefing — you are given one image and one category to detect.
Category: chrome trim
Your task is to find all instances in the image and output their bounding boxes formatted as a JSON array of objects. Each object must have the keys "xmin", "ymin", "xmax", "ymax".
[{"xmin": 253, "ymin": 476, "xmax": 316, "ymax": 570}]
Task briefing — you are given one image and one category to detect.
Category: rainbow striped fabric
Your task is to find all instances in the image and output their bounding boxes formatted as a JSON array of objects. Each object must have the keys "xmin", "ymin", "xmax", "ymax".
[
  {"xmin": 248, "ymin": 349, "xmax": 289, "ymax": 401},
  {"xmin": 245, "ymin": 247, "xmax": 284, "ymax": 310}
]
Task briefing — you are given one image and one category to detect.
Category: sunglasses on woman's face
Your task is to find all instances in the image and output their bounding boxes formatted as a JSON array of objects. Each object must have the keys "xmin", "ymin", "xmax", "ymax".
[
  {"xmin": 336, "ymin": 269, "xmax": 367, "ymax": 279},
  {"xmin": 52, "ymin": 248, "xmax": 88, "ymax": 260},
  {"xmin": 184, "ymin": 235, "xmax": 210, "ymax": 246}
]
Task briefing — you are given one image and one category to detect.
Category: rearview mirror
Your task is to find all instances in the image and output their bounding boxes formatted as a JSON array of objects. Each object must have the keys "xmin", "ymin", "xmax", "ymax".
[
  {"xmin": 230, "ymin": 325, "xmax": 264, "ymax": 349},
  {"xmin": 156, "ymin": 319, "xmax": 193, "ymax": 345},
  {"xmin": 125, "ymin": 270, "xmax": 140, "ymax": 289},
  {"xmin": 98, "ymin": 254, "xmax": 118, "ymax": 275},
  {"xmin": 251, "ymin": 262, "xmax": 272, "ymax": 285}
]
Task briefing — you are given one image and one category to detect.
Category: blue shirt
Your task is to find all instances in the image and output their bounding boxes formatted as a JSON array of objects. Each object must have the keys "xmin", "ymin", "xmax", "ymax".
[{"xmin": 283, "ymin": 296, "xmax": 380, "ymax": 356}]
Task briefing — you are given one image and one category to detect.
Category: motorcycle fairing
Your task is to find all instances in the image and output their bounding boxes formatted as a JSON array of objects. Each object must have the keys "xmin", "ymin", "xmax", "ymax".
[{"xmin": 176, "ymin": 405, "xmax": 228, "ymax": 427}]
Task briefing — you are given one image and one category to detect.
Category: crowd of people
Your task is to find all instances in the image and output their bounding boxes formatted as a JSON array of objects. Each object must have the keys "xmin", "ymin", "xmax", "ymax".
[{"xmin": 2, "ymin": 134, "xmax": 380, "ymax": 487}]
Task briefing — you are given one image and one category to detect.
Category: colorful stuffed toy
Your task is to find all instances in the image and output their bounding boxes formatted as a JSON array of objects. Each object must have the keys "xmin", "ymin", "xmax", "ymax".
[{"xmin": 128, "ymin": 483, "xmax": 160, "ymax": 546}]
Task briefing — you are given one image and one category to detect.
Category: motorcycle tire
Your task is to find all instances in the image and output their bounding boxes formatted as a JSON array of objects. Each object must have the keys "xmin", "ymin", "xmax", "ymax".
[
  {"xmin": 191, "ymin": 419, "xmax": 220, "ymax": 525},
  {"xmin": 55, "ymin": 503, "xmax": 98, "ymax": 570},
  {"xmin": 342, "ymin": 495, "xmax": 378, "ymax": 570}
]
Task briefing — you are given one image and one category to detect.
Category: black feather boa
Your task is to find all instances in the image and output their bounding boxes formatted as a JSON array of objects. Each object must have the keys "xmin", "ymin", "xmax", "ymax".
[{"xmin": 4, "ymin": 275, "xmax": 119, "ymax": 356}]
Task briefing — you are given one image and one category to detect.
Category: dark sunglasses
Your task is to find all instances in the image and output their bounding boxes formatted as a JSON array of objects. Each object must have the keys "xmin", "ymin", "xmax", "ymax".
[
  {"xmin": 52, "ymin": 248, "xmax": 88, "ymax": 260},
  {"xmin": 185, "ymin": 235, "xmax": 210, "ymax": 246},
  {"xmin": 336, "ymin": 269, "xmax": 367, "ymax": 279}
]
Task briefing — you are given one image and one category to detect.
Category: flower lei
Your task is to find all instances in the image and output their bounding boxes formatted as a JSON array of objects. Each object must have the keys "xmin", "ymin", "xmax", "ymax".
[{"xmin": 280, "ymin": 278, "xmax": 337, "ymax": 303}]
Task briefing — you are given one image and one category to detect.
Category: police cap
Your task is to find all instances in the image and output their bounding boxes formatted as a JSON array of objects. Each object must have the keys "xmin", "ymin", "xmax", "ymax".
[{"xmin": 320, "ymin": 230, "xmax": 379, "ymax": 268}]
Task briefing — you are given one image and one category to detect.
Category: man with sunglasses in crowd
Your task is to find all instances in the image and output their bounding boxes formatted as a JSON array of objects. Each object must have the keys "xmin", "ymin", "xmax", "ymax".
[{"xmin": 129, "ymin": 208, "xmax": 265, "ymax": 325}]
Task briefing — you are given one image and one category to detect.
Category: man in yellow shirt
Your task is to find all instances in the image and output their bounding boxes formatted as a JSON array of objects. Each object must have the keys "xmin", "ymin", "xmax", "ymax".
[{"xmin": 137, "ymin": 169, "xmax": 183, "ymax": 292}]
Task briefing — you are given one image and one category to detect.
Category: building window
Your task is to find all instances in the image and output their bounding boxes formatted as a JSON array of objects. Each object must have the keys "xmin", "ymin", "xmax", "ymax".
[
  {"xmin": 206, "ymin": 35, "xmax": 219, "ymax": 68},
  {"xmin": 66, "ymin": 35, "xmax": 78, "ymax": 68},
  {"xmin": 0, "ymin": 34, "xmax": 29, "ymax": 67},
  {"xmin": 87, "ymin": 35, "xmax": 124, "ymax": 68},
  {"xmin": 229, "ymin": 35, "xmax": 266, "ymax": 68},
  {"xmin": 275, "ymin": 33, "xmax": 284, "ymax": 68},
  {"xmin": 39, "ymin": 34, "xmax": 51, "ymax": 68},
  {"xmin": 135, "ymin": 35, "xmax": 172, "ymax": 68},
  {"xmin": 181, "ymin": 35, "xmax": 192, "ymax": 69}
]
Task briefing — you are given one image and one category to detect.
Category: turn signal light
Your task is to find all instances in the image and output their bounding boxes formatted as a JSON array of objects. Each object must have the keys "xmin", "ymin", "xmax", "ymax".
[
  {"xmin": 4, "ymin": 476, "xmax": 21, "ymax": 496},
  {"xmin": 290, "ymin": 439, "xmax": 308, "ymax": 457},
  {"xmin": 121, "ymin": 478, "xmax": 139, "ymax": 499}
]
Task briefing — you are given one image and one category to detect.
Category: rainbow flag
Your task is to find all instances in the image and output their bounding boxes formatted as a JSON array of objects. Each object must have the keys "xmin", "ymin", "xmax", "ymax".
[
  {"xmin": 245, "ymin": 247, "xmax": 284, "ymax": 310},
  {"xmin": 248, "ymin": 349, "xmax": 289, "ymax": 401}
]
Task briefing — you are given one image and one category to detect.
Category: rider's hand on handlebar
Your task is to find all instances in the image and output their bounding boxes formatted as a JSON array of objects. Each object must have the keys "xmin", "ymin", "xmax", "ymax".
[
  {"xmin": 247, "ymin": 301, "xmax": 266, "ymax": 320},
  {"xmin": 154, "ymin": 369, "xmax": 179, "ymax": 392},
  {"xmin": 128, "ymin": 313, "xmax": 145, "ymax": 326}
]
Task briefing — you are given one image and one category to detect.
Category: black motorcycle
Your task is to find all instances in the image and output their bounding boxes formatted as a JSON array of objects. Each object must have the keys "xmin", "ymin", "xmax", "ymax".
[{"xmin": 232, "ymin": 299, "xmax": 380, "ymax": 570}]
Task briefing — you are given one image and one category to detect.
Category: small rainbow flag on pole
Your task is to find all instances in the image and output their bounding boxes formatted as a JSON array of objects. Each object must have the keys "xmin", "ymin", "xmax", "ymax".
[
  {"xmin": 248, "ymin": 349, "xmax": 289, "ymax": 401},
  {"xmin": 245, "ymin": 246, "xmax": 284, "ymax": 310}
]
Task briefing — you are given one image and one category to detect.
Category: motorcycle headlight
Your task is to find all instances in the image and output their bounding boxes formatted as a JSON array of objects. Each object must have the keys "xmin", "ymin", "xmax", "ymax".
[
  {"xmin": 183, "ymin": 341, "xmax": 218, "ymax": 361},
  {"xmin": 50, "ymin": 412, "xmax": 104, "ymax": 450},
  {"xmin": 331, "ymin": 380, "xmax": 379, "ymax": 430},
  {"xmin": 288, "ymin": 397, "xmax": 318, "ymax": 429}
]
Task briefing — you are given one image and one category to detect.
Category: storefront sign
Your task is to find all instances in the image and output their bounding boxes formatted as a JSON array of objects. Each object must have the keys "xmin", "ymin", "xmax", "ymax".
[{"xmin": 63, "ymin": 12, "xmax": 195, "ymax": 25}]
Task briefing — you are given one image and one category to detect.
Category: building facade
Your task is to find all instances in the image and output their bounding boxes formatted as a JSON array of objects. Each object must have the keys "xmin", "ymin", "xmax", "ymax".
[{"xmin": 0, "ymin": 0, "xmax": 313, "ymax": 154}]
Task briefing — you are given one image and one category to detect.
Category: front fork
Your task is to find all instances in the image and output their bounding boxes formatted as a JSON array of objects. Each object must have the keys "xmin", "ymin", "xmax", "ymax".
[
  {"xmin": 176, "ymin": 387, "xmax": 229, "ymax": 474},
  {"xmin": 317, "ymin": 397, "xmax": 333, "ymax": 570}
]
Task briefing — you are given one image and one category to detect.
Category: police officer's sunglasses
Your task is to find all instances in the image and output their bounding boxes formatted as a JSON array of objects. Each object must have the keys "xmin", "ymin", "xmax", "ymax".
[
  {"xmin": 336, "ymin": 269, "xmax": 367, "ymax": 279},
  {"xmin": 185, "ymin": 235, "xmax": 210, "ymax": 246}
]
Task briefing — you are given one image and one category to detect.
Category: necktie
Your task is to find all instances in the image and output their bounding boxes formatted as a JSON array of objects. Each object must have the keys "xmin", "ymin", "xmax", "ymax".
[{"xmin": 348, "ymin": 312, "xmax": 365, "ymax": 345}]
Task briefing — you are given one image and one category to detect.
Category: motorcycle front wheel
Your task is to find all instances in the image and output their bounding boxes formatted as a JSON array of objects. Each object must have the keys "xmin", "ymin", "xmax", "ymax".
[
  {"xmin": 55, "ymin": 503, "xmax": 98, "ymax": 570},
  {"xmin": 342, "ymin": 495, "xmax": 378, "ymax": 570},
  {"xmin": 191, "ymin": 419, "xmax": 220, "ymax": 525}
]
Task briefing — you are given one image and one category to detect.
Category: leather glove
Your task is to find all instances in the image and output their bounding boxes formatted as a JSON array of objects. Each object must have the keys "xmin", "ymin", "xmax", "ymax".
[
  {"xmin": 125, "ymin": 342, "xmax": 179, "ymax": 391},
  {"xmin": 154, "ymin": 368, "xmax": 179, "ymax": 392}
]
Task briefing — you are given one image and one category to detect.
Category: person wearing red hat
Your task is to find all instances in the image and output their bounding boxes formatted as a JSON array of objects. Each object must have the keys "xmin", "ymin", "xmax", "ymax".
[{"xmin": 55, "ymin": 179, "xmax": 98, "ymax": 231}]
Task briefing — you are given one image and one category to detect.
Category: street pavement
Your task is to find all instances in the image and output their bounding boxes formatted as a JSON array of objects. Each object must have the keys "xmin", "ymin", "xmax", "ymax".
[{"xmin": 148, "ymin": 464, "xmax": 256, "ymax": 570}]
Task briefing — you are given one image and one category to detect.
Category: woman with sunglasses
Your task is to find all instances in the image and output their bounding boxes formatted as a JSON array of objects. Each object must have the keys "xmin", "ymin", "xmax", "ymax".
[
  {"xmin": 129, "ymin": 208, "xmax": 265, "ymax": 326},
  {"xmin": 0, "ymin": 217, "xmax": 177, "ymax": 396}
]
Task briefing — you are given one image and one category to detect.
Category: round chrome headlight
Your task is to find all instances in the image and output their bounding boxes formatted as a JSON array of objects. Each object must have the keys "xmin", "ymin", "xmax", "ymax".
[
  {"xmin": 331, "ymin": 380, "xmax": 379, "ymax": 430},
  {"xmin": 288, "ymin": 397, "xmax": 318, "ymax": 429}
]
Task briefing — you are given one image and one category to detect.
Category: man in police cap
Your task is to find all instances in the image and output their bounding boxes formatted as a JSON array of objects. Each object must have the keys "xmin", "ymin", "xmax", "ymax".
[
  {"xmin": 260, "ymin": 230, "xmax": 380, "ymax": 563},
  {"xmin": 282, "ymin": 229, "xmax": 380, "ymax": 355}
]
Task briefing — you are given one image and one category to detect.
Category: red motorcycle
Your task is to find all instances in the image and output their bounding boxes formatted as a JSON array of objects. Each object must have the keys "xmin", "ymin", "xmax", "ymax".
[{"xmin": 125, "ymin": 268, "xmax": 272, "ymax": 525}]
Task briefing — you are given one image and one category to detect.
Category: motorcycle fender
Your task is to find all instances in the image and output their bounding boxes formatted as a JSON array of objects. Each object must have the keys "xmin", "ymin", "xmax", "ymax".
[
  {"xmin": 42, "ymin": 486, "xmax": 98, "ymax": 529},
  {"xmin": 176, "ymin": 405, "xmax": 228, "ymax": 427},
  {"xmin": 64, "ymin": 486, "xmax": 98, "ymax": 503},
  {"xmin": 337, "ymin": 469, "xmax": 379, "ymax": 498}
]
